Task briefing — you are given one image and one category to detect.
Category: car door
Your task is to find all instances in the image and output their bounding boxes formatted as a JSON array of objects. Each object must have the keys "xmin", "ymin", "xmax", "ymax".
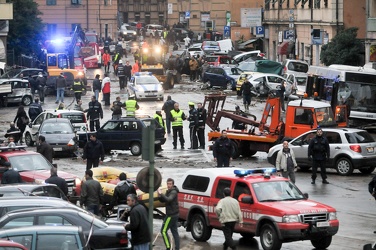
[
  {"xmin": 234, "ymin": 181, "xmax": 257, "ymax": 233},
  {"xmin": 290, "ymin": 131, "xmax": 316, "ymax": 166},
  {"xmin": 30, "ymin": 113, "xmax": 47, "ymax": 142},
  {"xmin": 324, "ymin": 131, "xmax": 342, "ymax": 167},
  {"xmin": 127, "ymin": 77, "xmax": 136, "ymax": 96},
  {"xmin": 208, "ymin": 178, "xmax": 232, "ymax": 229},
  {"xmin": 215, "ymin": 68, "xmax": 226, "ymax": 87},
  {"xmin": 97, "ymin": 121, "xmax": 127, "ymax": 151}
]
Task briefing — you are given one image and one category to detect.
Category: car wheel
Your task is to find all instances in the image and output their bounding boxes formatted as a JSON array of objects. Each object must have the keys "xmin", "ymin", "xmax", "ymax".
[
  {"xmin": 25, "ymin": 133, "xmax": 34, "ymax": 146},
  {"xmin": 260, "ymin": 223, "xmax": 282, "ymax": 250},
  {"xmin": 130, "ymin": 142, "xmax": 142, "ymax": 156},
  {"xmin": 298, "ymin": 166, "xmax": 311, "ymax": 172},
  {"xmin": 22, "ymin": 96, "xmax": 32, "ymax": 106},
  {"xmin": 311, "ymin": 235, "xmax": 332, "ymax": 249},
  {"xmin": 191, "ymin": 213, "xmax": 212, "ymax": 242},
  {"xmin": 204, "ymin": 81, "xmax": 211, "ymax": 89},
  {"xmin": 336, "ymin": 157, "xmax": 354, "ymax": 176},
  {"xmin": 231, "ymin": 140, "xmax": 240, "ymax": 159},
  {"xmin": 359, "ymin": 166, "xmax": 376, "ymax": 174}
]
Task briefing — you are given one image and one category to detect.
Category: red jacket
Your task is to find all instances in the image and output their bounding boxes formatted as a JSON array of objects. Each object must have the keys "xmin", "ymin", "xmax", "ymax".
[
  {"xmin": 103, "ymin": 53, "xmax": 111, "ymax": 66},
  {"xmin": 102, "ymin": 77, "xmax": 111, "ymax": 94}
]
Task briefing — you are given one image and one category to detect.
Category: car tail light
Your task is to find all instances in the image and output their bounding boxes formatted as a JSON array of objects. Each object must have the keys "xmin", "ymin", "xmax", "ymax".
[
  {"xmin": 350, "ymin": 145, "xmax": 362, "ymax": 153},
  {"xmin": 119, "ymin": 230, "xmax": 128, "ymax": 245},
  {"xmin": 57, "ymin": 114, "xmax": 62, "ymax": 118},
  {"xmin": 283, "ymin": 66, "xmax": 287, "ymax": 73}
]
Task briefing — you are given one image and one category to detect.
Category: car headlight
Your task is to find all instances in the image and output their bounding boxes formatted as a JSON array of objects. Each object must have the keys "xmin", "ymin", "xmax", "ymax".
[
  {"xmin": 329, "ymin": 212, "xmax": 337, "ymax": 220},
  {"xmin": 155, "ymin": 46, "xmax": 161, "ymax": 54},
  {"xmin": 282, "ymin": 215, "xmax": 300, "ymax": 223},
  {"xmin": 77, "ymin": 72, "xmax": 84, "ymax": 76},
  {"xmin": 143, "ymin": 48, "xmax": 149, "ymax": 54},
  {"xmin": 136, "ymin": 86, "xmax": 143, "ymax": 92},
  {"xmin": 132, "ymin": 31, "xmax": 136, "ymax": 35}
]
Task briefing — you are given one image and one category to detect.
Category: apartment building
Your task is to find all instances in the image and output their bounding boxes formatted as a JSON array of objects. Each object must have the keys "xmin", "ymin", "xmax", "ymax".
[
  {"xmin": 34, "ymin": 0, "xmax": 118, "ymax": 41},
  {"xmin": 263, "ymin": 0, "xmax": 366, "ymax": 65},
  {"xmin": 0, "ymin": 0, "xmax": 12, "ymax": 62}
]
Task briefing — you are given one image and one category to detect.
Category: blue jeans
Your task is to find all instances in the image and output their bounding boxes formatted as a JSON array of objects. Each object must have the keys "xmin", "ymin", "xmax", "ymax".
[
  {"xmin": 56, "ymin": 87, "xmax": 65, "ymax": 102},
  {"xmin": 94, "ymin": 89, "xmax": 100, "ymax": 101},
  {"xmin": 161, "ymin": 215, "xmax": 180, "ymax": 250},
  {"xmin": 133, "ymin": 243, "xmax": 150, "ymax": 250}
]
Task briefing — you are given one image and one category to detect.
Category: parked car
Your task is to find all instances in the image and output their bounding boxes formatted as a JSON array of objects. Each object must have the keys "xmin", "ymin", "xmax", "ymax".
[
  {"xmin": 237, "ymin": 61, "xmax": 256, "ymax": 72},
  {"xmin": 247, "ymin": 73, "xmax": 293, "ymax": 97},
  {"xmin": 202, "ymin": 66, "xmax": 241, "ymax": 90},
  {"xmin": 0, "ymin": 183, "xmax": 68, "ymax": 200},
  {"xmin": 284, "ymin": 72, "xmax": 307, "ymax": 96},
  {"xmin": 0, "ymin": 225, "xmax": 89, "ymax": 250},
  {"xmin": 118, "ymin": 23, "xmax": 137, "ymax": 40},
  {"xmin": 0, "ymin": 147, "xmax": 80, "ymax": 202},
  {"xmin": 205, "ymin": 55, "xmax": 233, "ymax": 66},
  {"xmin": 201, "ymin": 40, "xmax": 220, "ymax": 54},
  {"xmin": 78, "ymin": 116, "xmax": 166, "ymax": 155},
  {"xmin": 282, "ymin": 59, "xmax": 309, "ymax": 78},
  {"xmin": 267, "ymin": 128, "xmax": 376, "ymax": 176},
  {"xmin": 25, "ymin": 109, "xmax": 87, "ymax": 147},
  {"xmin": 0, "ymin": 68, "xmax": 47, "ymax": 84},
  {"xmin": 36, "ymin": 118, "xmax": 78, "ymax": 155},
  {"xmin": 0, "ymin": 207, "xmax": 130, "ymax": 249},
  {"xmin": 145, "ymin": 24, "xmax": 163, "ymax": 37},
  {"xmin": 127, "ymin": 72, "xmax": 164, "ymax": 101},
  {"xmin": 0, "ymin": 239, "xmax": 28, "ymax": 249},
  {"xmin": 0, "ymin": 79, "xmax": 33, "ymax": 106},
  {"xmin": 233, "ymin": 50, "xmax": 266, "ymax": 64},
  {"xmin": 187, "ymin": 43, "xmax": 205, "ymax": 58}
]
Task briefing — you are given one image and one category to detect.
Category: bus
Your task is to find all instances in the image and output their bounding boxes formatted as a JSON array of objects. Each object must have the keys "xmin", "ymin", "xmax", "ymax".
[{"xmin": 307, "ymin": 64, "xmax": 376, "ymax": 128}]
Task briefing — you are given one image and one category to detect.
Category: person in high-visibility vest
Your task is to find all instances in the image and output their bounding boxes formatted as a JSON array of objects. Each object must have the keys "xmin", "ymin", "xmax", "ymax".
[
  {"xmin": 71, "ymin": 78, "xmax": 86, "ymax": 101},
  {"xmin": 170, "ymin": 102, "xmax": 186, "ymax": 149},
  {"xmin": 154, "ymin": 110, "xmax": 165, "ymax": 130},
  {"xmin": 125, "ymin": 95, "xmax": 139, "ymax": 117}
]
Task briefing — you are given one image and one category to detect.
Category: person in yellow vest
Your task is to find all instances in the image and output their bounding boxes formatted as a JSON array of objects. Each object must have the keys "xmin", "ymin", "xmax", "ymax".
[
  {"xmin": 71, "ymin": 78, "xmax": 86, "ymax": 101},
  {"xmin": 170, "ymin": 102, "xmax": 186, "ymax": 149},
  {"xmin": 125, "ymin": 95, "xmax": 139, "ymax": 117},
  {"xmin": 154, "ymin": 110, "xmax": 165, "ymax": 131}
]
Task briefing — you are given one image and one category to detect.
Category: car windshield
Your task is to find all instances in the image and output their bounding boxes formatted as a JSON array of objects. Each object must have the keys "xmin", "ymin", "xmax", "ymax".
[
  {"xmin": 0, "ymin": 69, "xmax": 22, "ymax": 79},
  {"xmin": 288, "ymin": 62, "xmax": 309, "ymax": 73},
  {"xmin": 345, "ymin": 131, "xmax": 375, "ymax": 143},
  {"xmin": 238, "ymin": 62, "xmax": 256, "ymax": 72},
  {"xmin": 8, "ymin": 154, "xmax": 52, "ymax": 171},
  {"xmin": 59, "ymin": 113, "xmax": 85, "ymax": 123},
  {"xmin": 41, "ymin": 122, "xmax": 74, "ymax": 134},
  {"xmin": 252, "ymin": 181, "xmax": 305, "ymax": 202},
  {"xmin": 188, "ymin": 48, "xmax": 202, "ymax": 52},
  {"xmin": 316, "ymin": 107, "xmax": 336, "ymax": 127},
  {"xmin": 224, "ymin": 68, "xmax": 241, "ymax": 75},
  {"xmin": 136, "ymin": 76, "xmax": 160, "ymax": 85}
]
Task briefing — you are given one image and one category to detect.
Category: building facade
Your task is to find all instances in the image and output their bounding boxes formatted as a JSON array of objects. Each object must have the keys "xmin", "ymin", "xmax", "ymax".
[
  {"xmin": 263, "ymin": 0, "xmax": 366, "ymax": 65},
  {"xmin": 34, "ymin": 0, "xmax": 118, "ymax": 41},
  {"xmin": 0, "ymin": 0, "xmax": 13, "ymax": 63}
]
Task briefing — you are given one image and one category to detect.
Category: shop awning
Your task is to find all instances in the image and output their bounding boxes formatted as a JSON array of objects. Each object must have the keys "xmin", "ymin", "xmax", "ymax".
[
  {"xmin": 277, "ymin": 41, "xmax": 289, "ymax": 55},
  {"xmin": 238, "ymin": 39, "xmax": 258, "ymax": 49}
]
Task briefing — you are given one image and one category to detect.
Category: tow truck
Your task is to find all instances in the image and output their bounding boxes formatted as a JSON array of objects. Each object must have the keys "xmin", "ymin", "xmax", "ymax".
[{"xmin": 203, "ymin": 93, "xmax": 347, "ymax": 158}]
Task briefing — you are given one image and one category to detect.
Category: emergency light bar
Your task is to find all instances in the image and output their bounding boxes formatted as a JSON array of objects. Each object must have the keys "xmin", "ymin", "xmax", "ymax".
[
  {"xmin": 134, "ymin": 72, "xmax": 153, "ymax": 76},
  {"xmin": 234, "ymin": 168, "xmax": 277, "ymax": 177}
]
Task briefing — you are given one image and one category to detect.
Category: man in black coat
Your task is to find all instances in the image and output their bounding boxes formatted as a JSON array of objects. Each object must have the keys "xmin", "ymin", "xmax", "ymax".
[
  {"xmin": 1, "ymin": 162, "xmax": 22, "ymax": 184},
  {"xmin": 117, "ymin": 60, "xmax": 126, "ymax": 90},
  {"xmin": 308, "ymin": 128, "xmax": 330, "ymax": 184},
  {"xmin": 28, "ymin": 98, "xmax": 43, "ymax": 122},
  {"xmin": 45, "ymin": 167, "xmax": 68, "ymax": 197},
  {"xmin": 87, "ymin": 96, "xmax": 103, "ymax": 132},
  {"xmin": 111, "ymin": 172, "xmax": 136, "ymax": 208},
  {"xmin": 124, "ymin": 61, "xmax": 132, "ymax": 84},
  {"xmin": 37, "ymin": 135, "xmax": 54, "ymax": 163},
  {"xmin": 82, "ymin": 133, "xmax": 105, "ymax": 170},
  {"xmin": 124, "ymin": 194, "xmax": 151, "ymax": 249},
  {"xmin": 92, "ymin": 74, "xmax": 102, "ymax": 101},
  {"xmin": 162, "ymin": 95, "xmax": 176, "ymax": 134},
  {"xmin": 213, "ymin": 130, "xmax": 234, "ymax": 167}
]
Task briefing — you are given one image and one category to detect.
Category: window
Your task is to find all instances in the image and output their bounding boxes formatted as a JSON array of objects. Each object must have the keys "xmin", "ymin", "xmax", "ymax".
[
  {"xmin": 182, "ymin": 175, "xmax": 210, "ymax": 192},
  {"xmin": 233, "ymin": 182, "xmax": 250, "ymax": 200},
  {"xmin": 3, "ymin": 216, "xmax": 34, "ymax": 229},
  {"xmin": 8, "ymin": 235, "xmax": 33, "ymax": 249},
  {"xmin": 294, "ymin": 108, "xmax": 313, "ymax": 125},
  {"xmin": 325, "ymin": 132, "xmax": 341, "ymax": 144},
  {"xmin": 37, "ymin": 234, "xmax": 79, "ymax": 250},
  {"xmin": 103, "ymin": 121, "xmax": 123, "ymax": 131},
  {"xmin": 46, "ymin": 0, "xmax": 56, "ymax": 5},
  {"xmin": 71, "ymin": 0, "xmax": 82, "ymax": 4},
  {"xmin": 46, "ymin": 24, "xmax": 57, "ymax": 37},
  {"xmin": 39, "ymin": 215, "xmax": 73, "ymax": 226},
  {"xmin": 215, "ymin": 179, "xmax": 232, "ymax": 198}
]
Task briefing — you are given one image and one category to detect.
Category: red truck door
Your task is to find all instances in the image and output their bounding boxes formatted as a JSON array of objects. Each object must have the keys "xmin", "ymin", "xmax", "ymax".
[
  {"xmin": 234, "ymin": 181, "xmax": 257, "ymax": 233},
  {"xmin": 208, "ymin": 179, "xmax": 232, "ymax": 229}
]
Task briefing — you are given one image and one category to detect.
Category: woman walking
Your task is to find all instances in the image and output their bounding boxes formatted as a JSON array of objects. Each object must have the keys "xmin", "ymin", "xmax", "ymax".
[{"xmin": 14, "ymin": 106, "xmax": 29, "ymax": 144}]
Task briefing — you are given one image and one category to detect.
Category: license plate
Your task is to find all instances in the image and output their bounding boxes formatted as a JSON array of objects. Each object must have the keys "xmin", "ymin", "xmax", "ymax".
[
  {"xmin": 146, "ymin": 93, "xmax": 155, "ymax": 96},
  {"xmin": 54, "ymin": 148, "xmax": 63, "ymax": 151},
  {"xmin": 316, "ymin": 221, "xmax": 330, "ymax": 227},
  {"xmin": 367, "ymin": 147, "xmax": 374, "ymax": 153}
]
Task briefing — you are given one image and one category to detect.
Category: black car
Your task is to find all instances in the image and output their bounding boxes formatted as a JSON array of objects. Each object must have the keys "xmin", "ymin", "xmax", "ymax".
[
  {"xmin": 0, "ymin": 184, "xmax": 67, "ymax": 200},
  {"xmin": 0, "ymin": 207, "xmax": 130, "ymax": 249},
  {"xmin": 78, "ymin": 116, "xmax": 166, "ymax": 155}
]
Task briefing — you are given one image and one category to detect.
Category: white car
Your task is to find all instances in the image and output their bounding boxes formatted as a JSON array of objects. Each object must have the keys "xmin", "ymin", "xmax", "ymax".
[
  {"xmin": 118, "ymin": 23, "xmax": 137, "ymax": 40},
  {"xmin": 145, "ymin": 24, "xmax": 163, "ymax": 37},
  {"xmin": 233, "ymin": 50, "xmax": 266, "ymax": 64},
  {"xmin": 248, "ymin": 73, "xmax": 293, "ymax": 97},
  {"xmin": 127, "ymin": 72, "xmax": 164, "ymax": 101},
  {"xmin": 187, "ymin": 43, "xmax": 205, "ymax": 58},
  {"xmin": 24, "ymin": 109, "xmax": 87, "ymax": 146}
]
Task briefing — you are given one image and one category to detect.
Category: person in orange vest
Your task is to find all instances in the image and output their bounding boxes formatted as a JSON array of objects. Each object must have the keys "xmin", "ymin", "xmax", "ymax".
[
  {"xmin": 132, "ymin": 60, "xmax": 140, "ymax": 75},
  {"xmin": 102, "ymin": 50, "xmax": 111, "ymax": 73}
]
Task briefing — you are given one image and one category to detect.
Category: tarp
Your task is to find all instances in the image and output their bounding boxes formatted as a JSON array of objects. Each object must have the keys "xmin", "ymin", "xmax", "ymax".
[
  {"xmin": 255, "ymin": 60, "xmax": 283, "ymax": 75},
  {"xmin": 277, "ymin": 41, "xmax": 289, "ymax": 55}
]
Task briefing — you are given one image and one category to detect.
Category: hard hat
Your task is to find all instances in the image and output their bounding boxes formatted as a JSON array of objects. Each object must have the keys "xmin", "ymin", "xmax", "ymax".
[
  {"xmin": 188, "ymin": 101, "xmax": 195, "ymax": 106},
  {"xmin": 119, "ymin": 60, "xmax": 123, "ymax": 64}
]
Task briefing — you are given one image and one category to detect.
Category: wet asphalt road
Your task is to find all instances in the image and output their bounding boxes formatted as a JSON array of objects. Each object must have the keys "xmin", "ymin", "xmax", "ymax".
[{"xmin": 0, "ymin": 63, "xmax": 376, "ymax": 249}]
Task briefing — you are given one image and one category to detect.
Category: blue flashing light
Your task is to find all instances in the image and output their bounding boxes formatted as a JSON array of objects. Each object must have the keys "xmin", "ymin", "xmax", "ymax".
[
  {"xmin": 234, "ymin": 168, "xmax": 277, "ymax": 177},
  {"xmin": 134, "ymin": 72, "xmax": 153, "ymax": 76}
]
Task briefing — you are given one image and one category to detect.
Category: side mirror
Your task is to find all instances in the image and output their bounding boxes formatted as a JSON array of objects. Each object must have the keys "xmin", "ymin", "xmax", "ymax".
[
  {"xmin": 303, "ymin": 193, "xmax": 309, "ymax": 199},
  {"xmin": 241, "ymin": 195, "xmax": 254, "ymax": 204}
]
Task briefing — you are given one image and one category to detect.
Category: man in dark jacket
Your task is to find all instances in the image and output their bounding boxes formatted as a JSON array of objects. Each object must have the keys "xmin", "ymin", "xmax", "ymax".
[
  {"xmin": 278, "ymin": 81, "xmax": 286, "ymax": 112},
  {"xmin": 240, "ymin": 80, "xmax": 254, "ymax": 111},
  {"xmin": 111, "ymin": 96, "xmax": 125, "ymax": 120},
  {"xmin": 1, "ymin": 162, "xmax": 22, "ymax": 184},
  {"xmin": 124, "ymin": 61, "xmax": 132, "ymax": 83},
  {"xmin": 188, "ymin": 102, "xmax": 198, "ymax": 149},
  {"xmin": 36, "ymin": 72, "xmax": 46, "ymax": 103},
  {"xmin": 162, "ymin": 95, "xmax": 176, "ymax": 134},
  {"xmin": 158, "ymin": 178, "xmax": 180, "ymax": 250},
  {"xmin": 369, "ymin": 175, "xmax": 376, "ymax": 233},
  {"xmin": 92, "ymin": 74, "xmax": 102, "ymax": 101},
  {"xmin": 125, "ymin": 194, "xmax": 151, "ymax": 249},
  {"xmin": 28, "ymin": 98, "xmax": 43, "ymax": 122},
  {"xmin": 308, "ymin": 128, "xmax": 330, "ymax": 184},
  {"xmin": 196, "ymin": 102, "xmax": 207, "ymax": 149},
  {"xmin": 111, "ymin": 172, "xmax": 136, "ymax": 208},
  {"xmin": 213, "ymin": 130, "xmax": 234, "ymax": 167},
  {"xmin": 55, "ymin": 72, "xmax": 67, "ymax": 104},
  {"xmin": 117, "ymin": 60, "xmax": 126, "ymax": 90},
  {"xmin": 45, "ymin": 166, "xmax": 68, "ymax": 197},
  {"xmin": 28, "ymin": 75, "xmax": 38, "ymax": 101},
  {"xmin": 87, "ymin": 96, "xmax": 103, "ymax": 132},
  {"xmin": 37, "ymin": 135, "xmax": 54, "ymax": 163},
  {"xmin": 80, "ymin": 169, "xmax": 103, "ymax": 215},
  {"xmin": 82, "ymin": 133, "xmax": 105, "ymax": 170}
]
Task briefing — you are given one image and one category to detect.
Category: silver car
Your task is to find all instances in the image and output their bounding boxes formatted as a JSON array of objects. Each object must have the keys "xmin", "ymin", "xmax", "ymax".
[
  {"xmin": 267, "ymin": 128, "xmax": 376, "ymax": 176},
  {"xmin": 0, "ymin": 79, "xmax": 33, "ymax": 106}
]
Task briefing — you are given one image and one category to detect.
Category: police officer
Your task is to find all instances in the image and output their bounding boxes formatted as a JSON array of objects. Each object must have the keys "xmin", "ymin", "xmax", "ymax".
[
  {"xmin": 71, "ymin": 78, "xmax": 85, "ymax": 101},
  {"xmin": 308, "ymin": 127, "xmax": 330, "ymax": 184},
  {"xmin": 154, "ymin": 110, "xmax": 165, "ymax": 130},
  {"xmin": 170, "ymin": 102, "xmax": 186, "ymax": 149},
  {"xmin": 28, "ymin": 98, "xmax": 43, "ymax": 122},
  {"xmin": 188, "ymin": 102, "xmax": 198, "ymax": 149},
  {"xmin": 197, "ymin": 102, "xmax": 207, "ymax": 149},
  {"xmin": 117, "ymin": 60, "xmax": 126, "ymax": 90},
  {"xmin": 87, "ymin": 96, "xmax": 104, "ymax": 132},
  {"xmin": 125, "ymin": 95, "xmax": 139, "ymax": 117},
  {"xmin": 213, "ymin": 130, "xmax": 234, "ymax": 167}
]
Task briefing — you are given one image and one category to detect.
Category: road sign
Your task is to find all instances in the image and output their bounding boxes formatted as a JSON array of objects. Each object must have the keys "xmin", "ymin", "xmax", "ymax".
[
  {"xmin": 185, "ymin": 11, "xmax": 190, "ymax": 19},
  {"xmin": 256, "ymin": 26, "xmax": 264, "ymax": 36},
  {"xmin": 224, "ymin": 26, "xmax": 231, "ymax": 37},
  {"xmin": 283, "ymin": 29, "xmax": 294, "ymax": 40}
]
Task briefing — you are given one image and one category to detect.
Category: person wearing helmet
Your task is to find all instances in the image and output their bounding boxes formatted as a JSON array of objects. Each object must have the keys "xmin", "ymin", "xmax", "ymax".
[
  {"xmin": 117, "ymin": 60, "xmax": 126, "ymax": 90},
  {"xmin": 125, "ymin": 95, "xmax": 139, "ymax": 117}
]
